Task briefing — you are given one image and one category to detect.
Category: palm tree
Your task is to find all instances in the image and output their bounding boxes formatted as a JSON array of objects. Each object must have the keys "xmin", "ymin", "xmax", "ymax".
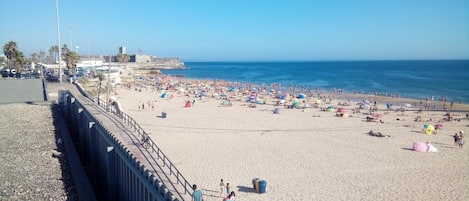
[
  {"xmin": 3, "ymin": 41, "xmax": 25, "ymax": 74},
  {"xmin": 117, "ymin": 53, "xmax": 130, "ymax": 68},
  {"xmin": 49, "ymin": 45, "xmax": 59, "ymax": 63},
  {"xmin": 31, "ymin": 53, "xmax": 38, "ymax": 63},
  {"xmin": 62, "ymin": 45, "xmax": 80, "ymax": 74},
  {"xmin": 3, "ymin": 41, "xmax": 18, "ymax": 71},
  {"xmin": 13, "ymin": 51, "xmax": 26, "ymax": 72},
  {"xmin": 39, "ymin": 50, "xmax": 46, "ymax": 63}
]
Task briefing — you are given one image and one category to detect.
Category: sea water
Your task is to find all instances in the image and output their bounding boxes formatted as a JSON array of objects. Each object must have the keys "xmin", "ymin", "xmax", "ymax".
[{"xmin": 162, "ymin": 60, "xmax": 469, "ymax": 103}]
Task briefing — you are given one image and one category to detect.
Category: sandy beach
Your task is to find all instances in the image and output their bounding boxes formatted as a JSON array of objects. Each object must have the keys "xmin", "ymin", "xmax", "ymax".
[{"xmin": 110, "ymin": 77, "xmax": 469, "ymax": 201}]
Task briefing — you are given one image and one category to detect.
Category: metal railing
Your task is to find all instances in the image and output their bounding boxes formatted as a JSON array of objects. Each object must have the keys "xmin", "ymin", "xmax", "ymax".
[{"xmin": 74, "ymin": 82, "xmax": 194, "ymax": 198}]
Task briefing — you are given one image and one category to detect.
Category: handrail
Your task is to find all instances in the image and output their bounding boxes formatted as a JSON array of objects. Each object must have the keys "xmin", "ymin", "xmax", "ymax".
[{"xmin": 73, "ymin": 82, "xmax": 194, "ymax": 198}]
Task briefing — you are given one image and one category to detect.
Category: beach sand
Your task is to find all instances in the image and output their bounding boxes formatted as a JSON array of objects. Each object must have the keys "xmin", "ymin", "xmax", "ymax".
[{"xmin": 112, "ymin": 80, "xmax": 469, "ymax": 201}]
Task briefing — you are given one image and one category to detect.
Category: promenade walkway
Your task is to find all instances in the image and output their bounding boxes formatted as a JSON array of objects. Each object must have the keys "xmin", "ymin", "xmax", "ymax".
[{"xmin": 49, "ymin": 82, "xmax": 193, "ymax": 201}]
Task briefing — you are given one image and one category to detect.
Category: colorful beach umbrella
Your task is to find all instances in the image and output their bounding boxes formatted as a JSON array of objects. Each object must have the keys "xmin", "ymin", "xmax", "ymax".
[
  {"xmin": 413, "ymin": 142, "xmax": 428, "ymax": 152},
  {"xmin": 434, "ymin": 123, "xmax": 443, "ymax": 129},
  {"xmin": 425, "ymin": 125, "xmax": 435, "ymax": 134}
]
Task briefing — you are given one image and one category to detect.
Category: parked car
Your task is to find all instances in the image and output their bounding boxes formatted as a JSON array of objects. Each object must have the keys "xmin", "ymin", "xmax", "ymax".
[{"xmin": 46, "ymin": 75, "xmax": 60, "ymax": 82}]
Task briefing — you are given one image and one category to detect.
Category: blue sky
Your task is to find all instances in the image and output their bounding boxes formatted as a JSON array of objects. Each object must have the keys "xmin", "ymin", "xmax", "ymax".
[{"xmin": 1, "ymin": 0, "xmax": 468, "ymax": 61}]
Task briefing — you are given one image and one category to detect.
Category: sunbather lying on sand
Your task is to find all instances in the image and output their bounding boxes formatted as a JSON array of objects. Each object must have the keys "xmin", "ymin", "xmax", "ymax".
[{"xmin": 368, "ymin": 130, "xmax": 390, "ymax": 137}]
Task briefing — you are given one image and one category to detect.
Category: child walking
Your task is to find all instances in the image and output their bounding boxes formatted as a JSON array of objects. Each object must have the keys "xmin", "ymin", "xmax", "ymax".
[
  {"xmin": 226, "ymin": 183, "xmax": 231, "ymax": 195},
  {"xmin": 219, "ymin": 179, "xmax": 224, "ymax": 196}
]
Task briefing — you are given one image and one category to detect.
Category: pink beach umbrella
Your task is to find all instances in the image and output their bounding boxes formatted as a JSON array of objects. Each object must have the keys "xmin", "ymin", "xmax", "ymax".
[
  {"xmin": 434, "ymin": 123, "xmax": 443, "ymax": 129},
  {"xmin": 412, "ymin": 142, "xmax": 428, "ymax": 152}
]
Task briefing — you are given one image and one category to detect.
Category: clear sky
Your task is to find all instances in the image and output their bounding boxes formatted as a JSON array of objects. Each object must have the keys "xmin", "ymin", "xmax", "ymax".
[{"xmin": 1, "ymin": 0, "xmax": 468, "ymax": 61}]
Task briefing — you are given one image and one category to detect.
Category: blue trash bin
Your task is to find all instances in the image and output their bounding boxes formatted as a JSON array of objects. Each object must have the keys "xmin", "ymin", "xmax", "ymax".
[
  {"xmin": 258, "ymin": 180, "xmax": 267, "ymax": 193},
  {"xmin": 162, "ymin": 112, "xmax": 167, "ymax": 118}
]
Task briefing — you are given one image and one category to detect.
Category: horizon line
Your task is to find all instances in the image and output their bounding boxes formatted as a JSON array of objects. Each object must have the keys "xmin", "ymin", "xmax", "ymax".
[{"xmin": 181, "ymin": 58, "xmax": 469, "ymax": 63}]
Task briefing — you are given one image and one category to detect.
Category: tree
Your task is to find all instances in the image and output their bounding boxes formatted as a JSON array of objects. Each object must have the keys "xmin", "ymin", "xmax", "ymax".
[
  {"xmin": 39, "ymin": 50, "xmax": 46, "ymax": 63},
  {"xmin": 117, "ymin": 53, "xmax": 130, "ymax": 67},
  {"xmin": 31, "ymin": 53, "xmax": 38, "ymax": 63},
  {"xmin": 3, "ymin": 41, "xmax": 17, "ymax": 70},
  {"xmin": 49, "ymin": 45, "xmax": 59, "ymax": 64},
  {"xmin": 13, "ymin": 51, "xmax": 26, "ymax": 72},
  {"xmin": 3, "ymin": 41, "xmax": 25, "ymax": 73},
  {"xmin": 61, "ymin": 45, "xmax": 80, "ymax": 74},
  {"xmin": 0, "ymin": 56, "xmax": 5, "ymax": 66}
]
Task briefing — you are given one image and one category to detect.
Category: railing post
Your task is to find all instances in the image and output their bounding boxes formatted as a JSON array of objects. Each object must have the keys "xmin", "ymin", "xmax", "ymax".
[{"xmin": 106, "ymin": 146, "xmax": 117, "ymax": 201}]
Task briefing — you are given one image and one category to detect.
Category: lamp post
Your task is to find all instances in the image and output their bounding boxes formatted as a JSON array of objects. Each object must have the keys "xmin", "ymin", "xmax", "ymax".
[
  {"xmin": 106, "ymin": 53, "xmax": 111, "ymax": 109},
  {"xmin": 55, "ymin": 0, "xmax": 62, "ymax": 82},
  {"xmin": 87, "ymin": 39, "xmax": 91, "ymax": 60},
  {"xmin": 69, "ymin": 25, "xmax": 72, "ymax": 49}
]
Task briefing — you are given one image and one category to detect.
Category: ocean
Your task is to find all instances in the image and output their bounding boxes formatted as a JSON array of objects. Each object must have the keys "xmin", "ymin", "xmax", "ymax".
[{"xmin": 161, "ymin": 60, "xmax": 469, "ymax": 103}]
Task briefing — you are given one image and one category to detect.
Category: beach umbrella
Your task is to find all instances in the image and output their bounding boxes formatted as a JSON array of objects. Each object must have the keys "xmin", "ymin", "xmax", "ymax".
[
  {"xmin": 425, "ymin": 125, "xmax": 435, "ymax": 134},
  {"xmin": 293, "ymin": 101, "xmax": 300, "ymax": 107},
  {"xmin": 412, "ymin": 142, "xmax": 428, "ymax": 152},
  {"xmin": 434, "ymin": 123, "xmax": 443, "ymax": 129},
  {"xmin": 337, "ymin": 108, "xmax": 346, "ymax": 113},
  {"xmin": 297, "ymin": 93, "xmax": 306, "ymax": 98}
]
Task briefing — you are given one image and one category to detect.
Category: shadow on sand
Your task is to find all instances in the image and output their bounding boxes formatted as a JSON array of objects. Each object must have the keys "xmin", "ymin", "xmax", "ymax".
[{"xmin": 236, "ymin": 185, "xmax": 256, "ymax": 193}]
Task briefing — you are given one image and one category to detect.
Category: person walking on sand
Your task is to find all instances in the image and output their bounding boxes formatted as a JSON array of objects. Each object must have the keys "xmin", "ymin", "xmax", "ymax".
[
  {"xmin": 226, "ymin": 183, "xmax": 231, "ymax": 195},
  {"xmin": 192, "ymin": 184, "xmax": 203, "ymax": 201},
  {"xmin": 454, "ymin": 132, "xmax": 460, "ymax": 146},
  {"xmin": 219, "ymin": 179, "xmax": 225, "ymax": 196},
  {"xmin": 458, "ymin": 131, "xmax": 464, "ymax": 149}
]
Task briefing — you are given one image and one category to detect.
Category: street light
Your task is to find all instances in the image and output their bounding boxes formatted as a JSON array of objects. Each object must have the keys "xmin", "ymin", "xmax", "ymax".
[{"xmin": 55, "ymin": 0, "xmax": 62, "ymax": 82}]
